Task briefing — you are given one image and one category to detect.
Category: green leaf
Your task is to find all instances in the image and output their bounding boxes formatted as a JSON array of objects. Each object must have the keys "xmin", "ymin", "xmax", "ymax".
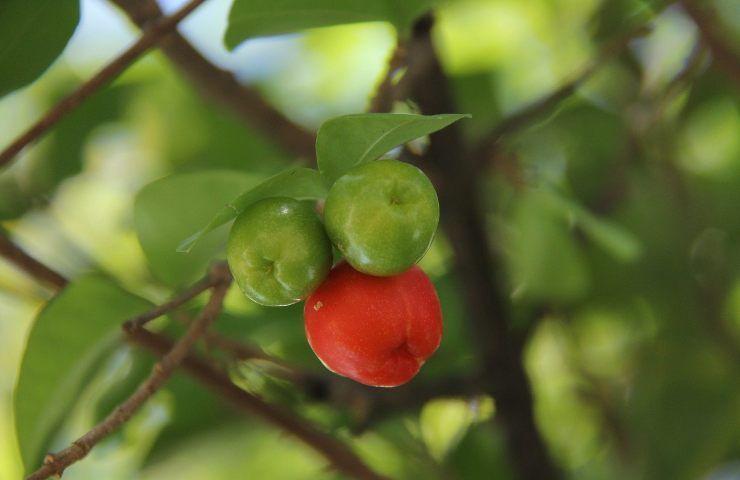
[
  {"xmin": 590, "ymin": 0, "xmax": 655, "ymax": 42},
  {"xmin": 13, "ymin": 275, "xmax": 151, "ymax": 472},
  {"xmin": 448, "ymin": 423, "xmax": 513, "ymax": 479},
  {"xmin": 135, "ymin": 170, "xmax": 261, "ymax": 287},
  {"xmin": 316, "ymin": 113, "xmax": 470, "ymax": 185},
  {"xmin": 225, "ymin": 0, "xmax": 440, "ymax": 49},
  {"xmin": 507, "ymin": 190, "xmax": 590, "ymax": 302},
  {"xmin": 420, "ymin": 397, "xmax": 494, "ymax": 461},
  {"xmin": 0, "ymin": 173, "xmax": 32, "ymax": 220},
  {"xmin": 0, "ymin": 0, "xmax": 80, "ymax": 97},
  {"xmin": 177, "ymin": 167, "xmax": 327, "ymax": 254},
  {"xmin": 546, "ymin": 191, "xmax": 642, "ymax": 262}
]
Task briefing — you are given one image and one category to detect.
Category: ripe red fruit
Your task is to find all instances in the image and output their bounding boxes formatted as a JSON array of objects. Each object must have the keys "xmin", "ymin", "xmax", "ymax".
[{"xmin": 304, "ymin": 263, "xmax": 443, "ymax": 387}]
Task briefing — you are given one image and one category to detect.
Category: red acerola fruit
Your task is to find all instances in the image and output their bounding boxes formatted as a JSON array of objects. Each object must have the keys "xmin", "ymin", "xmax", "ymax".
[{"xmin": 304, "ymin": 262, "xmax": 443, "ymax": 387}]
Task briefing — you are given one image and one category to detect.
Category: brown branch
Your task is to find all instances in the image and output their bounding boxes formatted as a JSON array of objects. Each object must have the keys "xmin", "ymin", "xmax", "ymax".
[
  {"xmin": 26, "ymin": 275, "xmax": 231, "ymax": 480},
  {"xmin": 368, "ymin": 40, "xmax": 408, "ymax": 113},
  {"xmin": 110, "ymin": 0, "xmax": 316, "ymax": 160},
  {"xmin": 472, "ymin": 22, "xmax": 653, "ymax": 169},
  {"xmin": 0, "ymin": 0, "xmax": 207, "ymax": 169},
  {"xmin": 683, "ymin": 1, "xmax": 740, "ymax": 89},
  {"xmin": 398, "ymin": 14, "xmax": 561, "ymax": 480},
  {"xmin": 126, "ymin": 328, "xmax": 387, "ymax": 480},
  {"xmin": 0, "ymin": 232, "xmax": 68, "ymax": 290}
]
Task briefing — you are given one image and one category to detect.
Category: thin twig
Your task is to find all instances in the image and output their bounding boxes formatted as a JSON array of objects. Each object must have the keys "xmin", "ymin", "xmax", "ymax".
[
  {"xmin": 110, "ymin": 0, "xmax": 316, "ymax": 160},
  {"xmin": 0, "ymin": 0, "xmax": 207, "ymax": 169},
  {"xmin": 124, "ymin": 262, "xmax": 229, "ymax": 330},
  {"xmin": 472, "ymin": 23, "xmax": 653, "ymax": 168},
  {"xmin": 683, "ymin": 1, "xmax": 740, "ymax": 89},
  {"xmin": 0, "ymin": 232, "xmax": 68, "ymax": 290},
  {"xmin": 126, "ymin": 328, "xmax": 387, "ymax": 480},
  {"xmin": 26, "ymin": 275, "xmax": 231, "ymax": 480},
  {"xmin": 368, "ymin": 40, "xmax": 408, "ymax": 113}
]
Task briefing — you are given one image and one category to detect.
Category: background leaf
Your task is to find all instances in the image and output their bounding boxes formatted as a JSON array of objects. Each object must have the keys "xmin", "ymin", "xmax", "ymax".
[
  {"xmin": 224, "ymin": 0, "xmax": 440, "ymax": 49},
  {"xmin": 316, "ymin": 113, "xmax": 470, "ymax": 185},
  {"xmin": 135, "ymin": 170, "xmax": 260, "ymax": 287},
  {"xmin": 506, "ymin": 189, "xmax": 590, "ymax": 302},
  {"xmin": 0, "ymin": 0, "xmax": 80, "ymax": 97},
  {"xmin": 13, "ymin": 275, "xmax": 151, "ymax": 472},
  {"xmin": 420, "ymin": 397, "xmax": 493, "ymax": 461},
  {"xmin": 177, "ymin": 167, "xmax": 327, "ymax": 253},
  {"xmin": 545, "ymin": 190, "xmax": 642, "ymax": 262}
]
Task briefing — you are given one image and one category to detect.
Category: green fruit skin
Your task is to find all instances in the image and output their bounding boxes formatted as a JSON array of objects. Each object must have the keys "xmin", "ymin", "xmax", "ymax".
[
  {"xmin": 227, "ymin": 197, "xmax": 333, "ymax": 306},
  {"xmin": 323, "ymin": 160, "xmax": 439, "ymax": 276}
]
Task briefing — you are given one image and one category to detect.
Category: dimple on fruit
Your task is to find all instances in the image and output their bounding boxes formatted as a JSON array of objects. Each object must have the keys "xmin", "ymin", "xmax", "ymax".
[
  {"xmin": 304, "ymin": 262, "xmax": 443, "ymax": 387},
  {"xmin": 227, "ymin": 196, "xmax": 332, "ymax": 307},
  {"xmin": 323, "ymin": 159, "xmax": 439, "ymax": 277}
]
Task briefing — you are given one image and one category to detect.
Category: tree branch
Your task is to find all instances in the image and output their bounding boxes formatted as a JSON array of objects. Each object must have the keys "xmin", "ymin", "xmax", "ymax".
[
  {"xmin": 126, "ymin": 328, "xmax": 387, "ymax": 480},
  {"xmin": 0, "ymin": 0, "xmax": 207, "ymax": 169},
  {"xmin": 26, "ymin": 275, "xmax": 231, "ymax": 480},
  {"xmin": 0, "ymin": 232, "xmax": 68, "ymax": 291},
  {"xmin": 398, "ymin": 15, "xmax": 561, "ymax": 479},
  {"xmin": 472, "ymin": 22, "xmax": 653, "ymax": 169},
  {"xmin": 110, "ymin": 0, "xmax": 316, "ymax": 160},
  {"xmin": 200, "ymin": 324, "xmax": 486, "ymax": 427},
  {"xmin": 683, "ymin": 1, "xmax": 740, "ymax": 89}
]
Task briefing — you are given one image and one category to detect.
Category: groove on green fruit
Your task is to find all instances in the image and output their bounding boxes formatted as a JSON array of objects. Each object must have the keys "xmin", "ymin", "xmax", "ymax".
[{"xmin": 323, "ymin": 159, "xmax": 440, "ymax": 276}]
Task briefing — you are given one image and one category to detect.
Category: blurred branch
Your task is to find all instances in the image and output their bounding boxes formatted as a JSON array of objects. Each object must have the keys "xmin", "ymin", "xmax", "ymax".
[
  {"xmin": 201, "ymin": 323, "xmax": 486, "ymax": 428},
  {"xmin": 126, "ymin": 327, "xmax": 388, "ymax": 480},
  {"xmin": 0, "ymin": 232, "xmax": 68, "ymax": 291},
  {"xmin": 357, "ymin": 374, "xmax": 486, "ymax": 428},
  {"xmin": 26, "ymin": 275, "xmax": 231, "ymax": 480},
  {"xmin": 0, "ymin": 0, "xmax": 208, "ymax": 170},
  {"xmin": 368, "ymin": 40, "xmax": 408, "ymax": 113},
  {"xmin": 110, "ymin": 0, "xmax": 316, "ymax": 160},
  {"xmin": 683, "ymin": 1, "xmax": 740, "ymax": 89},
  {"xmin": 397, "ymin": 14, "xmax": 562, "ymax": 480},
  {"xmin": 472, "ymin": 22, "xmax": 654, "ymax": 169}
]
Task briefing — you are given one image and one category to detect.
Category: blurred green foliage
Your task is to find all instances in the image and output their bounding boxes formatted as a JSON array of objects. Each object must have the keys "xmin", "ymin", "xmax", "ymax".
[
  {"xmin": 1, "ymin": 0, "xmax": 739, "ymax": 479},
  {"xmin": 0, "ymin": 0, "xmax": 80, "ymax": 97}
]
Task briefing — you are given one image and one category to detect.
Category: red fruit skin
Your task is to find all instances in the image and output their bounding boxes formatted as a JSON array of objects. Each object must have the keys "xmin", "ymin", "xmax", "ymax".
[{"xmin": 304, "ymin": 263, "xmax": 443, "ymax": 387}]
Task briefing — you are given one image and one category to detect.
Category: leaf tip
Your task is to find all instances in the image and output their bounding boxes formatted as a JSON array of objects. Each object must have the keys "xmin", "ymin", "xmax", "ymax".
[{"xmin": 176, "ymin": 231, "xmax": 202, "ymax": 253}]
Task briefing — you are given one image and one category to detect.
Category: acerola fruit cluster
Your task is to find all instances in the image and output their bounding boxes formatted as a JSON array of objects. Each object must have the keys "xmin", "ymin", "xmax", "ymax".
[{"xmin": 226, "ymin": 159, "xmax": 443, "ymax": 387}]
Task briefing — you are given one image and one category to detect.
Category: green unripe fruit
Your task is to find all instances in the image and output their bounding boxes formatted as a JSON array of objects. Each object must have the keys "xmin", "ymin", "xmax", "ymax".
[
  {"xmin": 323, "ymin": 159, "xmax": 439, "ymax": 276},
  {"xmin": 227, "ymin": 197, "xmax": 332, "ymax": 306}
]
